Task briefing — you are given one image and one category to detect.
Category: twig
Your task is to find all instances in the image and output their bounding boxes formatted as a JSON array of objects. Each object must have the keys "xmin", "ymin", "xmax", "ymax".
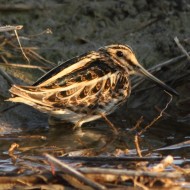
[
  {"xmin": 0, "ymin": 4, "xmax": 74, "ymax": 11},
  {"xmin": 132, "ymin": 52, "xmax": 189, "ymax": 90},
  {"xmin": 156, "ymin": 140, "xmax": 190, "ymax": 151},
  {"xmin": 100, "ymin": 113, "xmax": 118, "ymax": 135},
  {"xmin": 27, "ymin": 28, "xmax": 53, "ymax": 38},
  {"xmin": 0, "ymin": 68, "xmax": 14, "ymax": 86},
  {"xmin": 0, "ymin": 25, "xmax": 23, "ymax": 32},
  {"xmin": 59, "ymin": 156, "xmax": 163, "ymax": 162},
  {"xmin": 171, "ymin": 163, "xmax": 190, "ymax": 175},
  {"xmin": 45, "ymin": 153, "xmax": 107, "ymax": 190},
  {"xmin": 14, "ymin": 29, "xmax": 30, "ymax": 64},
  {"xmin": 148, "ymin": 52, "xmax": 189, "ymax": 72},
  {"xmin": 0, "ymin": 4, "xmax": 36, "ymax": 11},
  {"xmin": 174, "ymin": 36, "xmax": 190, "ymax": 61},
  {"xmin": 134, "ymin": 135, "xmax": 142, "ymax": 157},
  {"xmin": 18, "ymin": 135, "xmax": 47, "ymax": 140},
  {"xmin": 138, "ymin": 92, "xmax": 173, "ymax": 135},
  {"xmin": 0, "ymin": 135, "xmax": 46, "ymax": 141},
  {"xmin": 129, "ymin": 116, "xmax": 144, "ymax": 132},
  {"xmin": 79, "ymin": 167, "xmax": 181, "ymax": 178},
  {"xmin": 154, "ymin": 105, "xmax": 171, "ymax": 117},
  {"xmin": 26, "ymin": 48, "xmax": 55, "ymax": 67},
  {"xmin": 134, "ymin": 179, "xmax": 149, "ymax": 190},
  {"xmin": 0, "ymin": 62, "xmax": 49, "ymax": 69}
]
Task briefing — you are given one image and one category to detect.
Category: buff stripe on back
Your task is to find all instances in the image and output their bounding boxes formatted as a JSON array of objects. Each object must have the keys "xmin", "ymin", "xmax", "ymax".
[{"xmin": 35, "ymin": 52, "xmax": 100, "ymax": 87}]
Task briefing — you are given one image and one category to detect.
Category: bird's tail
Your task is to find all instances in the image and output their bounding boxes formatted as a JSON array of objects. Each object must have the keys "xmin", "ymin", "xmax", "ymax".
[{"xmin": 8, "ymin": 85, "xmax": 47, "ymax": 107}]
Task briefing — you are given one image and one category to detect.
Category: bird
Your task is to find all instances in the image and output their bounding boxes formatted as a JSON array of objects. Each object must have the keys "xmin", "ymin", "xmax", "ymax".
[{"xmin": 8, "ymin": 44, "xmax": 178, "ymax": 127}]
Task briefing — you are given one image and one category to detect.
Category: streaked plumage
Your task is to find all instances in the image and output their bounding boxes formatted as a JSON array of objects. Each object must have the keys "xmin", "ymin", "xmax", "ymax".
[{"xmin": 8, "ymin": 44, "xmax": 178, "ymax": 127}]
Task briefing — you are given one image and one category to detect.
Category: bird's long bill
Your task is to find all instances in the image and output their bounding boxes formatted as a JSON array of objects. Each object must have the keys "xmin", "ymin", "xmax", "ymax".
[{"xmin": 138, "ymin": 65, "xmax": 179, "ymax": 96}]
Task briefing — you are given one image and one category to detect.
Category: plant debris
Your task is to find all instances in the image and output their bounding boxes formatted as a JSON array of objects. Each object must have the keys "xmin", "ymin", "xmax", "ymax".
[{"xmin": 0, "ymin": 1, "xmax": 189, "ymax": 189}]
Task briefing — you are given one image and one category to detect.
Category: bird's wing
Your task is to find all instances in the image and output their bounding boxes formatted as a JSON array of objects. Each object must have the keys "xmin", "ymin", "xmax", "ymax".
[
  {"xmin": 33, "ymin": 51, "xmax": 100, "ymax": 86},
  {"xmin": 9, "ymin": 55, "xmax": 122, "ymax": 109}
]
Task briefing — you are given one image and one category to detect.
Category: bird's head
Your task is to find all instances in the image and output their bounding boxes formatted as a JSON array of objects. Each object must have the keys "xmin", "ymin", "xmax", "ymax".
[{"xmin": 100, "ymin": 44, "xmax": 178, "ymax": 96}]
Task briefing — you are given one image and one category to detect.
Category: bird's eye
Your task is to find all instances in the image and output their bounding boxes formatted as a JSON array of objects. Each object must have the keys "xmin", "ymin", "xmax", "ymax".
[{"xmin": 116, "ymin": 51, "xmax": 123, "ymax": 57}]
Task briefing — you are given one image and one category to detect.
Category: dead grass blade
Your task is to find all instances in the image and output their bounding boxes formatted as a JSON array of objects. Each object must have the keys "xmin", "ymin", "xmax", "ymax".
[
  {"xmin": 134, "ymin": 135, "xmax": 142, "ymax": 157},
  {"xmin": 79, "ymin": 167, "xmax": 181, "ymax": 179},
  {"xmin": 156, "ymin": 140, "xmax": 190, "ymax": 151},
  {"xmin": 45, "ymin": 153, "xmax": 107, "ymax": 190},
  {"xmin": 174, "ymin": 36, "xmax": 190, "ymax": 61},
  {"xmin": 59, "ymin": 156, "xmax": 163, "ymax": 163},
  {"xmin": 100, "ymin": 113, "xmax": 118, "ymax": 135},
  {"xmin": 138, "ymin": 92, "xmax": 173, "ymax": 135},
  {"xmin": 132, "ymin": 51, "xmax": 190, "ymax": 90},
  {"xmin": 0, "ymin": 62, "xmax": 49, "ymax": 69},
  {"xmin": 0, "ymin": 68, "xmax": 14, "ymax": 85},
  {"xmin": 0, "ymin": 25, "xmax": 23, "ymax": 32}
]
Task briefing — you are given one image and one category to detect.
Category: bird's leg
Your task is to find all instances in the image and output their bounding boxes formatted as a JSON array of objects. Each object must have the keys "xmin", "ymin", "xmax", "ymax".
[
  {"xmin": 74, "ymin": 114, "xmax": 103, "ymax": 129},
  {"xmin": 99, "ymin": 113, "xmax": 119, "ymax": 135},
  {"xmin": 48, "ymin": 116, "xmax": 82, "ymax": 132},
  {"xmin": 73, "ymin": 120, "xmax": 83, "ymax": 129},
  {"xmin": 48, "ymin": 116, "xmax": 59, "ymax": 126}
]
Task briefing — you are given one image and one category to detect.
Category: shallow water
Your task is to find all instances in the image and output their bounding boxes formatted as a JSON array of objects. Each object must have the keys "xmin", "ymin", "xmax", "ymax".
[{"xmin": 0, "ymin": 113, "xmax": 189, "ymax": 174}]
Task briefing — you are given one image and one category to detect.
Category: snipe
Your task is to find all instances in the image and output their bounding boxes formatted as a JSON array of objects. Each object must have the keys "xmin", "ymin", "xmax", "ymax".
[{"xmin": 8, "ymin": 44, "xmax": 178, "ymax": 127}]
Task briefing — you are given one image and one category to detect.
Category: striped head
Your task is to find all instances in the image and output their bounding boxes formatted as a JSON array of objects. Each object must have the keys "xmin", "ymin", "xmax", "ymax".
[
  {"xmin": 99, "ymin": 44, "xmax": 137, "ymax": 73},
  {"xmin": 99, "ymin": 44, "xmax": 178, "ymax": 96}
]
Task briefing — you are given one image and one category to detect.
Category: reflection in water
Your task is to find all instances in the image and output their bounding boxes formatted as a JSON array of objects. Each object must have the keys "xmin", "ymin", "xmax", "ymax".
[{"xmin": 0, "ymin": 107, "xmax": 189, "ymax": 173}]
